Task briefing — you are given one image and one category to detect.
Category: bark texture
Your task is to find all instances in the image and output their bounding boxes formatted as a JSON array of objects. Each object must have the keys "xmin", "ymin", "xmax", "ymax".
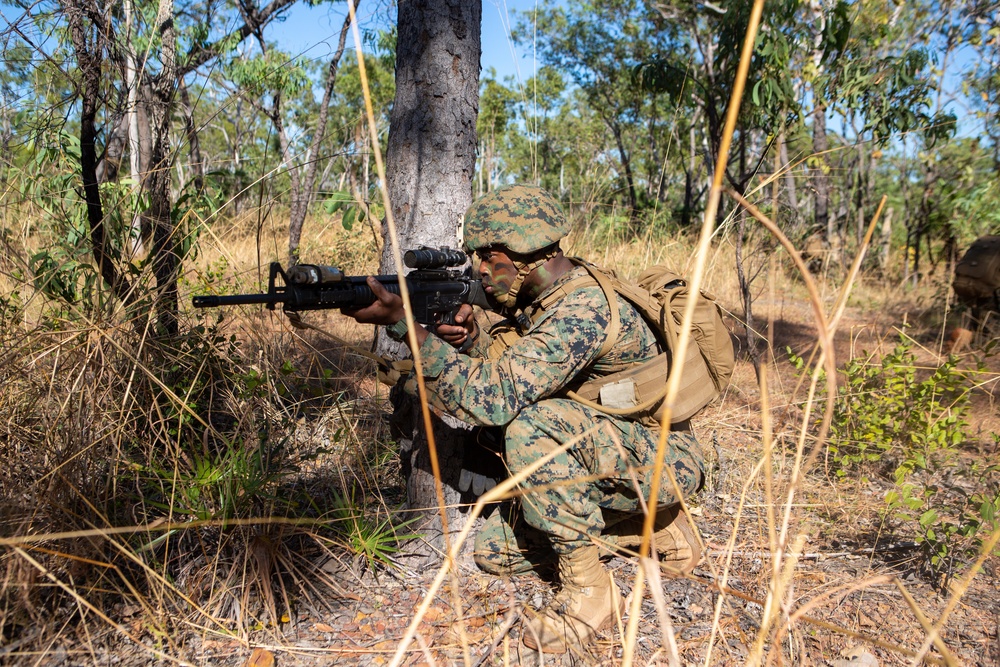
[
  {"xmin": 383, "ymin": 0, "xmax": 482, "ymax": 563},
  {"xmin": 147, "ymin": 0, "xmax": 179, "ymax": 336}
]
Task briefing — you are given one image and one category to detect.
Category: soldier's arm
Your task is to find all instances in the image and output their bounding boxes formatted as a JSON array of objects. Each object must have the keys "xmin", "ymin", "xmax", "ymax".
[{"xmin": 407, "ymin": 287, "xmax": 612, "ymax": 426}]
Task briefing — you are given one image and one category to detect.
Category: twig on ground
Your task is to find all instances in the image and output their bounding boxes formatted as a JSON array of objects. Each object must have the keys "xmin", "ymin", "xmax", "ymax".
[{"xmin": 471, "ymin": 603, "xmax": 521, "ymax": 667}]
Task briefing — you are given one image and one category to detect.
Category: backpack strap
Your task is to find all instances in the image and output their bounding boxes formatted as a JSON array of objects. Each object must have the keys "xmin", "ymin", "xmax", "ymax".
[{"xmin": 523, "ymin": 260, "xmax": 622, "ymax": 361}]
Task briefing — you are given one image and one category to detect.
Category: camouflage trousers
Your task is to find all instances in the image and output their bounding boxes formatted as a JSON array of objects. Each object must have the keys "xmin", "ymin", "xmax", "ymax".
[{"xmin": 473, "ymin": 398, "xmax": 704, "ymax": 576}]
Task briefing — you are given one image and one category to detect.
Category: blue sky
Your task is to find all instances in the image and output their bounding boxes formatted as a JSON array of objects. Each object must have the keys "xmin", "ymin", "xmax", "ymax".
[{"xmin": 275, "ymin": 0, "xmax": 539, "ymax": 85}]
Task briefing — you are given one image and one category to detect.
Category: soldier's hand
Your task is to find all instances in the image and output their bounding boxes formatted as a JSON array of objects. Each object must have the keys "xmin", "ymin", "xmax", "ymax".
[
  {"xmin": 436, "ymin": 303, "xmax": 478, "ymax": 350},
  {"xmin": 342, "ymin": 277, "xmax": 405, "ymax": 325},
  {"xmin": 343, "ymin": 278, "xmax": 430, "ymax": 348}
]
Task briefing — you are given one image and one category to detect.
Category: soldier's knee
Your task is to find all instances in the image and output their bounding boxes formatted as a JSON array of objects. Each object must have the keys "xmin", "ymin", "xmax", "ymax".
[
  {"xmin": 473, "ymin": 550, "xmax": 508, "ymax": 575},
  {"xmin": 504, "ymin": 403, "xmax": 549, "ymax": 470},
  {"xmin": 505, "ymin": 400, "xmax": 578, "ymax": 471}
]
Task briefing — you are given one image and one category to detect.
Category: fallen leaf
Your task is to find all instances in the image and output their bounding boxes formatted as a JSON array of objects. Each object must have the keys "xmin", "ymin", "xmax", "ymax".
[
  {"xmin": 313, "ymin": 623, "xmax": 336, "ymax": 633},
  {"xmin": 244, "ymin": 647, "xmax": 275, "ymax": 667}
]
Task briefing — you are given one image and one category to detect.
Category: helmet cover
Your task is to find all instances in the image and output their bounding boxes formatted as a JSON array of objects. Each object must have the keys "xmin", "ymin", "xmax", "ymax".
[{"xmin": 462, "ymin": 184, "xmax": 569, "ymax": 255}]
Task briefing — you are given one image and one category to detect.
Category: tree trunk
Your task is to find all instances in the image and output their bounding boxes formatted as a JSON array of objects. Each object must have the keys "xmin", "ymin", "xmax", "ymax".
[
  {"xmin": 607, "ymin": 117, "xmax": 639, "ymax": 226},
  {"xmin": 147, "ymin": 0, "xmax": 179, "ymax": 336},
  {"xmin": 813, "ymin": 105, "xmax": 830, "ymax": 239},
  {"xmin": 877, "ymin": 206, "xmax": 893, "ymax": 274},
  {"xmin": 63, "ymin": 0, "xmax": 134, "ymax": 307},
  {"xmin": 178, "ymin": 78, "xmax": 204, "ymax": 195},
  {"xmin": 384, "ymin": 0, "xmax": 482, "ymax": 563},
  {"xmin": 287, "ymin": 1, "xmax": 356, "ymax": 265},
  {"xmin": 735, "ymin": 208, "xmax": 761, "ymax": 382},
  {"xmin": 778, "ymin": 131, "xmax": 797, "ymax": 211}
]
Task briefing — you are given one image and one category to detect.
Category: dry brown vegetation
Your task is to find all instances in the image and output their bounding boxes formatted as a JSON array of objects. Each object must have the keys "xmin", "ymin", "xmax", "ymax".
[{"xmin": 1, "ymin": 203, "xmax": 998, "ymax": 666}]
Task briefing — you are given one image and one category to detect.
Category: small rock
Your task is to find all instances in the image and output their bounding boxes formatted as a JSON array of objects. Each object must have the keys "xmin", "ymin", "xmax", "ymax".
[{"xmin": 830, "ymin": 645, "xmax": 879, "ymax": 667}]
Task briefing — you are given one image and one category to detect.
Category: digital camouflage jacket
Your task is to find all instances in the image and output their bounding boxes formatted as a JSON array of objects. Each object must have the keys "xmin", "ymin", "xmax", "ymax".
[{"xmin": 408, "ymin": 265, "xmax": 662, "ymax": 426}]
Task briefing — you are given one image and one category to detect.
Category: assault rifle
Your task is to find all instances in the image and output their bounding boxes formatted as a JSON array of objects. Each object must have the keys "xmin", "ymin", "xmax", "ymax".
[{"xmin": 192, "ymin": 247, "xmax": 490, "ymax": 329}]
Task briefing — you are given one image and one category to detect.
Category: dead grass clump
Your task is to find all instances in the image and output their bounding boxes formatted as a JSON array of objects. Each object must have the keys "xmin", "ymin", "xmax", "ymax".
[{"xmin": 0, "ymin": 250, "xmax": 407, "ymax": 660}]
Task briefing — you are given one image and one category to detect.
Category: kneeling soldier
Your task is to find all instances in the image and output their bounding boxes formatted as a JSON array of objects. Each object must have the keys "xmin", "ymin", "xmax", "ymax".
[{"xmin": 345, "ymin": 185, "xmax": 705, "ymax": 652}]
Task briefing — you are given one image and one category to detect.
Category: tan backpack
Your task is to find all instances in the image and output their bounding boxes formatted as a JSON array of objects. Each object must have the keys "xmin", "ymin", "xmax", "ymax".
[{"xmin": 516, "ymin": 259, "xmax": 735, "ymax": 424}]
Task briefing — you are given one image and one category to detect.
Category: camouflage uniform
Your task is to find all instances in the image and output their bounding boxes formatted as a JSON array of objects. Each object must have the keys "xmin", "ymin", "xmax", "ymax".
[{"xmin": 406, "ymin": 264, "xmax": 705, "ymax": 574}]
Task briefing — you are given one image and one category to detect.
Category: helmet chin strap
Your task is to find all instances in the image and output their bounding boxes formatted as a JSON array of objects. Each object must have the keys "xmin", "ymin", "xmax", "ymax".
[{"xmin": 495, "ymin": 248, "xmax": 558, "ymax": 309}]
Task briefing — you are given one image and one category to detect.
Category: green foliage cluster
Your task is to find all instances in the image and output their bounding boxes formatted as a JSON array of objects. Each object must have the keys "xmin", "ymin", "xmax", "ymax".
[
  {"xmin": 794, "ymin": 333, "xmax": 999, "ymax": 586},
  {"xmin": 330, "ymin": 488, "xmax": 421, "ymax": 570},
  {"xmin": 826, "ymin": 335, "xmax": 972, "ymax": 477}
]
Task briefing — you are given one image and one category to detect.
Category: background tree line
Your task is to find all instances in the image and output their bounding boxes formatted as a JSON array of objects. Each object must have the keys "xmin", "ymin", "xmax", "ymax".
[
  {"xmin": 3, "ymin": 0, "xmax": 999, "ymax": 296},
  {"xmin": 4, "ymin": 0, "xmax": 998, "ymax": 510}
]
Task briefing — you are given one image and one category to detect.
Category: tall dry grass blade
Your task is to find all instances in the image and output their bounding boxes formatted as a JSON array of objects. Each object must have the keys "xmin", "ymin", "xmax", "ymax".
[
  {"xmin": 893, "ymin": 578, "xmax": 960, "ymax": 666},
  {"xmin": 724, "ymin": 190, "xmax": 839, "ymax": 624},
  {"xmin": 740, "ymin": 186, "xmax": 877, "ymax": 664},
  {"xmin": 747, "ymin": 533, "xmax": 807, "ymax": 667},
  {"xmin": 639, "ymin": 556, "xmax": 681, "ymax": 667},
  {"xmin": 765, "ymin": 573, "xmax": 949, "ymax": 666},
  {"xmin": 703, "ymin": 433, "xmax": 780, "ymax": 663},
  {"xmin": 625, "ymin": 1, "xmax": 768, "ymax": 665},
  {"xmin": 604, "ymin": 0, "xmax": 764, "ymax": 667},
  {"xmin": 12, "ymin": 547, "xmax": 193, "ymax": 666},
  {"xmin": 0, "ymin": 516, "xmax": 326, "ymax": 548}
]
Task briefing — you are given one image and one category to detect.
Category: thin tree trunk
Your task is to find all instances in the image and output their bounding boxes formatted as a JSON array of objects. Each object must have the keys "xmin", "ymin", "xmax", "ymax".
[
  {"xmin": 178, "ymin": 78, "xmax": 204, "ymax": 194},
  {"xmin": 607, "ymin": 118, "xmax": 639, "ymax": 226},
  {"xmin": 385, "ymin": 0, "xmax": 482, "ymax": 563},
  {"xmin": 287, "ymin": 1, "xmax": 356, "ymax": 264},
  {"xmin": 147, "ymin": 0, "xmax": 179, "ymax": 336},
  {"xmin": 813, "ymin": 105, "xmax": 830, "ymax": 239},
  {"xmin": 125, "ymin": 0, "xmax": 145, "ymax": 257},
  {"xmin": 95, "ymin": 113, "xmax": 128, "ymax": 184},
  {"xmin": 778, "ymin": 132, "xmax": 797, "ymax": 210},
  {"xmin": 735, "ymin": 209, "xmax": 761, "ymax": 381},
  {"xmin": 63, "ymin": 0, "xmax": 134, "ymax": 307},
  {"xmin": 878, "ymin": 206, "xmax": 893, "ymax": 274}
]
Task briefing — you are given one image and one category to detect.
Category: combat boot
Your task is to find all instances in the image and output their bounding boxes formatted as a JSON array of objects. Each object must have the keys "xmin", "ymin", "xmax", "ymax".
[
  {"xmin": 522, "ymin": 545, "xmax": 623, "ymax": 653},
  {"xmin": 602, "ymin": 505, "xmax": 701, "ymax": 574}
]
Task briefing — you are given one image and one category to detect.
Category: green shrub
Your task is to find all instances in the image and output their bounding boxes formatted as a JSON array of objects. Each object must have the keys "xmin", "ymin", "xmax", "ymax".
[
  {"xmin": 792, "ymin": 332, "xmax": 999, "ymax": 586},
  {"xmin": 826, "ymin": 333, "xmax": 971, "ymax": 482}
]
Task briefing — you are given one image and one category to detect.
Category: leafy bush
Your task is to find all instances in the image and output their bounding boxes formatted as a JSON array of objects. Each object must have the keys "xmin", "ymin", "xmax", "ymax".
[
  {"xmin": 826, "ymin": 333, "xmax": 972, "ymax": 481},
  {"xmin": 793, "ymin": 332, "xmax": 999, "ymax": 586}
]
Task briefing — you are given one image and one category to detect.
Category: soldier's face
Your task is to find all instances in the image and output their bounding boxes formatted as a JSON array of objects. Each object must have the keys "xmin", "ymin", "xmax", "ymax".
[{"xmin": 475, "ymin": 247, "xmax": 518, "ymax": 300}]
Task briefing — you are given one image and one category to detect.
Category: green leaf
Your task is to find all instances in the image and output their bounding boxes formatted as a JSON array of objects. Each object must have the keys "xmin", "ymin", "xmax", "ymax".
[
  {"xmin": 342, "ymin": 207, "xmax": 356, "ymax": 231},
  {"xmin": 324, "ymin": 191, "xmax": 353, "ymax": 214}
]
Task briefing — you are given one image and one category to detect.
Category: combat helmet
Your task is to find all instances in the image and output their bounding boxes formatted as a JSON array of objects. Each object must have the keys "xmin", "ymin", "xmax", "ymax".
[
  {"xmin": 463, "ymin": 185, "xmax": 569, "ymax": 309},
  {"xmin": 463, "ymin": 184, "xmax": 569, "ymax": 254}
]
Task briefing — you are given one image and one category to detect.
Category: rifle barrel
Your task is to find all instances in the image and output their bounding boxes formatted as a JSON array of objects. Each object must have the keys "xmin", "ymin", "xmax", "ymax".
[{"xmin": 192, "ymin": 294, "xmax": 280, "ymax": 308}]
